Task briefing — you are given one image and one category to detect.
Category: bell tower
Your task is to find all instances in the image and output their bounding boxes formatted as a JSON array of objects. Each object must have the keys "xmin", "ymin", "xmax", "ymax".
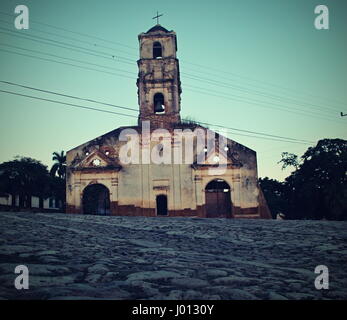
[{"xmin": 137, "ymin": 24, "xmax": 182, "ymax": 128}]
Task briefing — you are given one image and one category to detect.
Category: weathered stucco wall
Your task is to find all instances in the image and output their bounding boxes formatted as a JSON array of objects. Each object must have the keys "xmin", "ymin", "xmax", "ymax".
[{"xmin": 66, "ymin": 126, "xmax": 268, "ymax": 218}]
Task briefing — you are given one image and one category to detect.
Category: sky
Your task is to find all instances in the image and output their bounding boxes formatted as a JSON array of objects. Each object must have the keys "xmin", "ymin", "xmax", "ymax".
[{"xmin": 0, "ymin": 0, "xmax": 346, "ymax": 181}]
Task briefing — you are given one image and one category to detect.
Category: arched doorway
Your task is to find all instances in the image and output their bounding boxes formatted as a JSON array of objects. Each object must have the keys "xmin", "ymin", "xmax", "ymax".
[
  {"xmin": 205, "ymin": 179, "xmax": 232, "ymax": 218},
  {"xmin": 82, "ymin": 184, "xmax": 110, "ymax": 215},
  {"xmin": 156, "ymin": 194, "xmax": 168, "ymax": 216}
]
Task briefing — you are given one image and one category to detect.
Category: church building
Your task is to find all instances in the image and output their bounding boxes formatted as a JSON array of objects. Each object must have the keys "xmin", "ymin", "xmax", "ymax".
[{"xmin": 66, "ymin": 24, "xmax": 271, "ymax": 219}]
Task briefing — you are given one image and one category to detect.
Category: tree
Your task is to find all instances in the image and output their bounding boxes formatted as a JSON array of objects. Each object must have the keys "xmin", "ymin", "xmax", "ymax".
[
  {"xmin": 50, "ymin": 151, "xmax": 66, "ymax": 179},
  {"xmin": 282, "ymin": 139, "xmax": 347, "ymax": 220},
  {"xmin": 49, "ymin": 176, "xmax": 66, "ymax": 212},
  {"xmin": 278, "ymin": 152, "xmax": 299, "ymax": 170},
  {"xmin": 0, "ymin": 157, "xmax": 51, "ymax": 209},
  {"xmin": 259, "ymin": 177, "xmax": 287, "ymax": 219}
]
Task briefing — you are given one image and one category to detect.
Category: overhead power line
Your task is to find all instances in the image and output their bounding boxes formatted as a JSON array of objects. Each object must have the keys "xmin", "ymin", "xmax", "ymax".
[
  {"xmin": 0, "ymin": 89, "xmax": 138, "ymax": 119},
  {"xmin": 213, "ymin": 130, "xmax": 313, "ymax": 145},
  {"xmin": 0, "ymin": 24, "xmax": 343, "ymax": 122},
  {"xmin": 181, "ymin": 63, "xmax": 344, "ymax": 111},
  {"xmin": 0, "ymin": 9, "xmax": 344, "ymax": 111},
  {"xmin": 180, "ymin": 60, "xmax": 346, "ymax": 109},
  {"xmin": 0, "ymin": 26, "xmax": 132, "ymax": 62},
  {"xmin": 185, "ymin": 85, "xmax": 343, "ymax": 124},
  {"xmin": 0, "ymin": 43, "xmax": 340, "ymax": 124},
  {"xmin": 0, "ymin": 11, "xmax": 341, "ymax": 141},
  {"xmin": 0, "ymin": 29, "xmax": 133, "ymax": 64},
  {"xmin": 0, "ymin": 18, "xmax": 138, "ymax": 58},
  {"xmin": 181, "ymin": 72, "xmax": 340, "ymax": 115},
  {"xmin": 0, "ymin": 80, "xmax": 138, "ymax": 112},
  {"xmin": 0, "ymin": 83, "xmax": 315, "ymax": 145},
  {"xmin": 195, "ymin": 121, "xmax": 313, "ymax": 144},
  {"xmin": 0, "ymin": 11, "xmax": 137, "ymax": 50},
  {"xmin": 0, "ymin": 48, "xmax": 136, "ymax": 80},
  {"xmin": 0, "ymin": 42, "xmax": 136, "ymax": 76}
]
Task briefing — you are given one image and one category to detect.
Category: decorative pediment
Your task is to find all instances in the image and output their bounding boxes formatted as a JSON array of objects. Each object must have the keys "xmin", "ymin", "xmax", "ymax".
[
  {"xmin": 205, "ymin": 149, "xmax": 229, "ymax": 166},
  {"xmin": 71, "ymin": 150, "xmax": 121, "ymax": 171},
  {"xmin": 192, "ymin": 147, "xmax": 242, "ymax": 169},
  {"xmin": 194, "ymin": 149, "xmax": 242, "ymax": 167}
]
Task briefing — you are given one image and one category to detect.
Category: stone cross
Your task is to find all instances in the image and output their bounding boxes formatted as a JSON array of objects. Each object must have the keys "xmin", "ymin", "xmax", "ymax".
[{"xmin": 152, "ymin": 11, "xmax": 163, "ymax": 24}]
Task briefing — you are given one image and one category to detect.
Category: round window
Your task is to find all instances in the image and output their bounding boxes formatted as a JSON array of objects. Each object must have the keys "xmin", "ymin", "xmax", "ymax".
[{"xmin": 92, "ymin": 159, "xmax": 101, "ymax": 166}]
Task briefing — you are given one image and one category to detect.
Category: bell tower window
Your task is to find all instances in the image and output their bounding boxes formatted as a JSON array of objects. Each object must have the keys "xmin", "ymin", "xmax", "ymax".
[
  {"xmin": 153, "ymin": 42, "xmax": 162, "ymax": 59},
  {"xmin": 154, "ymin": 93, "xmax": 165, "ymax": 114},
  {"xmin": 137, "ymin": 25, "xmax": 181, "ymax": 125}
]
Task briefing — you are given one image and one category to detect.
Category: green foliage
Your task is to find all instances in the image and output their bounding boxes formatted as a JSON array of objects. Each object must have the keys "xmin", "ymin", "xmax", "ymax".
[
  {"xmin": 0, "ymin": 156, "xmax": 66, "ymax": 210},
  {"xmin": 284, "ymin": 139, "xmax": 347, "ymax": 220},
  {"xmin": 49, "ymin": 176, "xmax": 66, "ymax": 209},
  {"xmin": 278, "ymin": 152, "xmax": 299, "ymax": 170},
  {"xmin": 259, "ymin": 177, "xmax": 286, "ymax": 219},
  {"xmin": 50, "ymin": 151, "xmax": 66, "ymax": 179},
  {"xmin": 263, "ymin": 138, "xmax": 347, "ymax": 220},
  {"xmin": 0, "ymin": 156, "xmax": 50, "ymax": 197}
]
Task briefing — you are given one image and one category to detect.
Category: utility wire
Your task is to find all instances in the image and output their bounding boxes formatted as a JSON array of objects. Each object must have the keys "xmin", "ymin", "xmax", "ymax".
[
  {"xmin": 0, "ymin": 89, "xmax": 138, "ymax": 119},
  {"xmin": 181, "ymin": 60, "xmax": 346, "ymax": 108},
  {"xmin": 0, "ymin": 43, "xmax": 136, "ymax": 76},
  {"xmin": 181, "ymin": 72, "xmax": 340, "ymax": 114},
  {"xmin": 0, "ymin": 42, "xmax": 339, "ymax": 123},
  {"xmin": 0, "ymin": 80, "xmax": 138, "ymax": 112},
  {"xmin": 0, "ymin": 41, "xmax": 342, "ymax": 124},
  {"xmin": 0, "ymin": 26, "xmax": 342, "ymax": 120},
  {"xmin": 1, "ymin": 10, "xmax": 344, "ymax": 109},
  {"xmin": 0, "ymin": 11, "xmax": 137, "ymax": 50},
  {"xmin": 195, "ymin": 121, "xmax": 313, "ymax": 143},
  {"xmin": 0, "ymin": 26, "xmax": 127, "ymax": 61},
  {"xmin": 182, "ymin": 63, "xmax": 344, "ymax": 111},
  {"xmin": 215, "ymin": 130, "xmax": 313, "ymax": 145},
  {"xmin": 0, "ymin": 48, "xmax": 136, "ymax": 80},
  {"xmin": 0, "ymin": 83, "xmax": 315, "ymax": 144},
  {"xmin": 0, "ymin": 18, "xmax": 136, "ymax": 58},
  {"xmin": 185, "ymin": 85, "xmax": 343, "ymax": 123},
  {"xmin": 0, "ymin": 29, "xmax": 132, "ymax": 64},
  {"xmin": 0, "ymin": 13, "xmax": 341, "ymax": 139}
]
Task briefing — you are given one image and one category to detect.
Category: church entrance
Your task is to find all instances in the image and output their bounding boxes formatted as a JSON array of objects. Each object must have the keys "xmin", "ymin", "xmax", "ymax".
[
  {"xmin": 205, "ymin": 179, "xmax": 232, "ymax": 218},
  {"xmin": 82, "ymin": 184, "xmax": 110, "ymax": 215},
  {"xmin": 156, "ymin": 195, "xmax": 168, "ymax": 216}
]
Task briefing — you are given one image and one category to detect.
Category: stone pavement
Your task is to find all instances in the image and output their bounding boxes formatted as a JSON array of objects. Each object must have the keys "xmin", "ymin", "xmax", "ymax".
[{"xmin": 0, "ymin": 212, "xmax": 346, "ymax": 300}]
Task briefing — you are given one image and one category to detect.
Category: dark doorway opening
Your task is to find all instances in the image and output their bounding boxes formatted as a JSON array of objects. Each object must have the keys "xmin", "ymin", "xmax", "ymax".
[
  {"xmin": 205, "ymin": 179, "xmax": 232, "ymax": 218},
  {"xmin": 82, "ymin": 184, "xmax": 110, "ymax": 215},
  {"xmin": 156, "ymin": 194, "xmax": 168, "ymax": 216}
]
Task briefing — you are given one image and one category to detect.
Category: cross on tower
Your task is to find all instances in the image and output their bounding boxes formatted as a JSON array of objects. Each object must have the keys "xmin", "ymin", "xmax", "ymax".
[{"xmin": 152, "ymin": 11, "xmax": 163, "ymax": 25}]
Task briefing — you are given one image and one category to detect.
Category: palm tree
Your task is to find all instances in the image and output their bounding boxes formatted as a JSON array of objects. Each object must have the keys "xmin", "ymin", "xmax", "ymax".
[{"xmin": 50, "ymin": 151, "xmax": 66, "ymax": 179}]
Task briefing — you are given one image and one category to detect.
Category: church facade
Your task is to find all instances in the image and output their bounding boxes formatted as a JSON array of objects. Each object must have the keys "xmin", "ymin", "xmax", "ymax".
[{"xmin": 66, "ymin": 24, "xmax": 271, "ymax": 219}]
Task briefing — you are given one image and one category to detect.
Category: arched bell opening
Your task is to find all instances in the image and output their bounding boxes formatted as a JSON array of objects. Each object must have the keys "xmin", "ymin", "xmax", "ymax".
[{"xmin": 154, "ymin": 93, "xmax": 165, "ymax": 114}]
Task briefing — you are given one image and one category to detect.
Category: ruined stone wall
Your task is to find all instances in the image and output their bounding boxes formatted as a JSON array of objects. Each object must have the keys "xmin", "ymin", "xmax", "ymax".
[{"xmin": 66, "ymin": 126, "xmax": 268, "ymax": 218}]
